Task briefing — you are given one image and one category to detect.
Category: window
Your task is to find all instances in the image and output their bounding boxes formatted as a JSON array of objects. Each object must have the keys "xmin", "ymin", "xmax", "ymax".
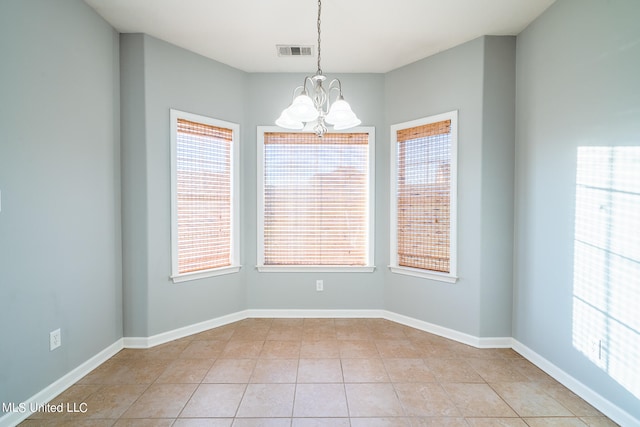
[
  {"xmin": 170, "ymin": 110, "xmax": 240, "ymax": 282},
  {"xmin": 390, "ymin": 111, "xmax": 458, "ymax": 282},
  {"xmin": 257, "ymin": 127, "xmax": 375, "ymax": 272}
]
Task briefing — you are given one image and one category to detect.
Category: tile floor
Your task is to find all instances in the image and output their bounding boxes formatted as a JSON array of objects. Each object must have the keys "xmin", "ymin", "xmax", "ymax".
[{"xmin": 21, "ymin": 318, "xmax": 619, "ymax": 426}]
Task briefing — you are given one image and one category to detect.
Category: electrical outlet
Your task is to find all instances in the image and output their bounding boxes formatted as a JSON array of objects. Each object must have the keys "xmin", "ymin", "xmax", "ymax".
[
  {"xmin": 50, "ymin": 329, "xmax": 61, "ymax": 351},
  {"xmin": 316, "ymin": 280, "xmax": 323, "ymax": 291},
  {"xmin": 588, "ymin": 337, "xmax": 602, "ymax": 360}
]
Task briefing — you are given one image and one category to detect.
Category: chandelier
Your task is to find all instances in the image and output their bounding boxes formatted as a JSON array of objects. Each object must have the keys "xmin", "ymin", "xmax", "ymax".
[{"xmin": 275, "ymin": 0, "xmax": 361, "ymax": 137}]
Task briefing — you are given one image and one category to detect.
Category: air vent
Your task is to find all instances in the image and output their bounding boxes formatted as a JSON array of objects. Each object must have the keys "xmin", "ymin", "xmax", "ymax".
[{"xmin": 277, "ymin": 45, "xmax": 313, "ymax": 57}]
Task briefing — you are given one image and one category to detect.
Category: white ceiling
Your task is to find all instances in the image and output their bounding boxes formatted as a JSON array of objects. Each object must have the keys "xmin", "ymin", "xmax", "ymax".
[{"xmin": 84, "ymin": 0, "xmax": 555, "ymax": 73}]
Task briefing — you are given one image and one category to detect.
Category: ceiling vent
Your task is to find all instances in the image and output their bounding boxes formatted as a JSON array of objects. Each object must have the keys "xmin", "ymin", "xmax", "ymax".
[{"xmin": 277, "ymin": 45, "xmax": 313, "ymax": 57}]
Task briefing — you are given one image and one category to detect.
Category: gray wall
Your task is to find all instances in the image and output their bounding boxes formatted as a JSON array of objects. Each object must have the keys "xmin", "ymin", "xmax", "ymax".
[
  {"xmin": 4, "ymin": 0, "xmax": 638, "ymax": 421},
  {"xmin": 384, "ymin": 36, "xmax": 516, "ymax": 338},
  {"xmin": 244, "ymin": 73, "xmax": 387, "ymax": 310},
  {"xmin": 0, "ymin": 0, "xmax": 121, "ymax": 405},
  {"xmin": 514, "ymin": 0, "xmax": 640, "ymax": 419},
  {"xmin": 120, "ymin": 35, "xmax": 248, "ymax": 337}
]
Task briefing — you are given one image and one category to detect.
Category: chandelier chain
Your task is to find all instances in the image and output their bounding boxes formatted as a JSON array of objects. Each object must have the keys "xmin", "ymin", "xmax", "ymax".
[{"xmin": 317, "ymin": 0, "xmax": 322, "ymax": 75}]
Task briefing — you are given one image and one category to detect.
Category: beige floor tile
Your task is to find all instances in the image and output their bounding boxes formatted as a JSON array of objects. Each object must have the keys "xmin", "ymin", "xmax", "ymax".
[
  {"xmin": 250, "ymin": 359, "xmax": 298, "ymax": 383},
  {"xmin": 345, "ymin": 383, "xmax": 404, "ymax": 417},
  {"xmin": 523, "ymin": 417, "xmax": 588, "ymax": 426},
  {"xmin": 464, "ymin": 418, "xmax": 528, "ymax": 427},
  {"xmin": 440, "ymin": 382, "xmax": 518, "ymax": 417},
  {"xmin": 172, "ymin": 419, "xmax": 232, "ymax": 427},
  {"xmin": 412, "ymin": 342, "xmax": 459, "ymax": 358},
  {"xmin": 297, "ymin": 358, "xmax": 343, "ymax": 382},
  {"xmin": 180, "ymin": 340, "xmax": 226, "ymax": 359},
  {"xmin": 232, "ymin": 419, "xmax": 291, "ymax": 427},
  {"xmin": 24, "ymin": 318, "xmax": 620, "ymax": 427},
  {"xmin": 83, "ymin": 384, "xmax": 148, "ymax": 419},
  {"xmin": 336, "ymin": 327, "xmax": 373, "ymax": 340},
  {"xmin": 293, "ymin": 383, "xmax": 348, "ymax": 417},
  {"xmin": 203, "ymin": 358, "xmax": 256, "ymax": 383},
  {"xmin": 260, "ymin": 340, "xmax": 301, "ymax": 359},
  {"xmin": 302, "ymin": 328, "xmax": 337, "ymax": 341},
  {"xmin": 544, "ymin": 384, "xmax": 603, "ymax": 416},
  {"xmin": 221, "ymin": 340, "xmax": 265, "ymax": 358},
  {"xmin": 27, "ymin": 384, "xmax": 102, "ymax": 420},
  {"xmin": 410, "ymin": 418, "xmax": 469, "ymax": 426},
  {"xmin": 113, "ymin": 419, "xmax": 175, "ymax": 426},
  {"xmin": 342, "ymin": 358, "xmax": 389, "ymax": 382},
  {"xmin": 394, "ymin": 383, "xmax": 460, "ymax": 417},
  {"xmin": 180, "ymin": 384, "xmax": 246, "ymax": 418},
  {"xmin": 266, "ymin": 326, "xmax": 303, "ymax": 341},
  {"xmin": 291, "ymin": 418, "xmax": 349, "ymax": 427},
  {"xmin": 155, "ymin": 358, "xmax": 213, "ymax": 383},
  {"xmin": 349, "ymin": 417, "xmax": 412, "ymax": 426},
  {"xmin": 23, "ymin": 417, "xmax": 118, "ymax": 426},
  {"xmin": 423, "ymin": 358, "xmax": 484, "ymax": 382},
  {"xmin": 579, "ymin": 416, "xmax": 620, "ymax": 426},
  {"xmin": 339, "ymin": 340, "xmax": 380, "ymax": 358},
  {"xmin": 299, "ymin": 340, "xmax": 340, "ymax": 358},
  {"xmin": 236, "ymin": 383, "xmax": 295, "ymax": 417},
  {"xmin": 507, "ymin": 358, "xmax": 556, "ymax": 383},
  {"xmin": 121, "ymin": 383, "xmax": 196, "ymax": 418},
  {"xmin": 383, "ymin": 358, "xmax": 436, "ymax": 383},
  {"xmin": 230, "ymin": 327, "xmax": 271, "ymax": 341},
  {"xmin": 492, "ymin": 382, "xmax": 574, "ymax": 417},
  {"xmin": 375, "ymin": 340, "xmax": 421, "ymax": 358},
  {"xmin": 466, "ymin": 358, "xmax": 529, "ymax": 382}
]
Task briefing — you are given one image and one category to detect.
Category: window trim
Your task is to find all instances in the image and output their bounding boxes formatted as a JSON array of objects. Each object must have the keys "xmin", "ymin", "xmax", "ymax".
[
  {"xmin": 256, "ymin": 126, "xmax": 376, "ymax": 272},
  {"xmin": 169, "ymin": 109, "xmax": 241, "ymax": 283},
  {"xmin": 389, "ymin": 111, "xmax": 458, "ymax": 283}
]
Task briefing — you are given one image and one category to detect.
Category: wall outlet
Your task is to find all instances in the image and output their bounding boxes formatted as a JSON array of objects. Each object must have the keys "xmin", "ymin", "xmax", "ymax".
[
  {"xmin": 588, "ymin": 337, "xmax": 602, "ymax": 360},
  {"xmin": 50, "ymin": 329, "xmax": 61, "ymax": 351},
  {"xmin": 316, "ymin": 280, "xmax": 324, "ymax": 291}
]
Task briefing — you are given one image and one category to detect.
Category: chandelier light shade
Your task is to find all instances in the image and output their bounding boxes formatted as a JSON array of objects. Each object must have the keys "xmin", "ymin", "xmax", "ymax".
[{"xmin": 275, "ymin": 0, "xmax": 361, "ymax": 137}]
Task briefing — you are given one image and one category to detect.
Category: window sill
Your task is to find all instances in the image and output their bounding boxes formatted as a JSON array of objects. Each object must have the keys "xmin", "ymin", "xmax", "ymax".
[
  {"xmin": 171, "ymin": 265, "xmax": 241, "ymax": 283},
  {"xmin": 256, "ymin": 265, "xmax": 376, "ymax": 273},
  {"xmin": 389, "ymin": 266, "xmax": 458, "ymax": 283}
]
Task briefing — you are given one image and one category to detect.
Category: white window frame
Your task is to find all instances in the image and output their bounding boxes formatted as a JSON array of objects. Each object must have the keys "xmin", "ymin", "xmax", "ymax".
[
  {"xmin": 169, "ymin": 109, "xmax": 241, "ymax": 283},
  {"xmin": 389, "ymin": 111, "xmax": 458, "ymax": 283},
  {"xmin": 256, "ymin": 126, "xmax": 376, "ymax": 273}
]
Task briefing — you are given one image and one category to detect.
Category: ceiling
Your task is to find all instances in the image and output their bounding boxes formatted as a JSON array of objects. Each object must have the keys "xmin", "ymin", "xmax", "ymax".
[{"xmin": 84, "ymin": 0, "xmax": 555, "ymax": 73}]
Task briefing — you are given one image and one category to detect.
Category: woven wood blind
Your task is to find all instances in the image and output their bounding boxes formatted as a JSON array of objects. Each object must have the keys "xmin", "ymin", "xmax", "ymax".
[
  {"xmin": 263, "ymin": 132, "xmax": 369, "ymax": 266},
  {"xmin": 396, "ymin": 119, "xmax": 451, "ymax": 273},
  {"xmin": 176, "ymin": 118, "xmax": 233, "ymax": 274}
]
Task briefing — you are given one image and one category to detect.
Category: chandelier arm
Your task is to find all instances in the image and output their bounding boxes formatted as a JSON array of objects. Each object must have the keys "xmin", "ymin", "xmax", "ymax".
[{"xmin": 328, "ymin": 78, "xmax": 343, "ymax": 94}]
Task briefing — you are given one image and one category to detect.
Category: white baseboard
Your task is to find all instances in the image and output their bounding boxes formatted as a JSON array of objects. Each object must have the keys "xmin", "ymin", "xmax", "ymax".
[
  {"xmin": 123, "ymin": 310, "xmax": 248, "ymax": 348},
  {"xmin": 381, "ymin": 310, "xmax": 513, "ymax": 348},
  {"xmin": 246, "ymin": 308, "xmax": 386, "ymax": 319},
  {"xmin": 0, "ymin": 339, "xmax": 123, "ymax": 427},
  {"xmin": 512, "ymin": 340, "xmax": 639, "ymax": 427},
  {"xmin": 4, "ymin": 310, "xmax": 636, "ymax": 427}
]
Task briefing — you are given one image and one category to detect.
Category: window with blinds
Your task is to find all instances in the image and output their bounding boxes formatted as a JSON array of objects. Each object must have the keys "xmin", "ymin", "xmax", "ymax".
[
  {"xmin": 258, "ymin": 129, "xmax": 374, "ymax": 270},
  {"xmin": 390, "ymin": 111, "xmax": 457, "ymax": 282},
  {"xmin": 170, "ymin": 110, "xmax": 240, "ymax": 282}
]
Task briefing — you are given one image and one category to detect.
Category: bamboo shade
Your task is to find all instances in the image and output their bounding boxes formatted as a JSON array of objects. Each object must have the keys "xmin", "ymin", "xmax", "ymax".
[
  {"xmin": 263, "ymin": 132, "xmax": 369, "ymax": 266},
  {"xmin": 176, "ymin": 118, "xmax": 233, "ymax": 274},
  {"xmin": 396, "ymin": 120, "xmax": 451, "ymax": 273}
]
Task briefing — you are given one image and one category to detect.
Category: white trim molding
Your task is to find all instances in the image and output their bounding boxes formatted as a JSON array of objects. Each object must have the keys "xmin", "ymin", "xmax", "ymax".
[
  {"xmin": 0, "ymin": 339, "xmax": 123, "ymax": 427},
  {"xmin": 512, "ymin": 340, "xmax": 640, "ymax": 427},
  {"xmin": 4, "ymin": 310, "xmax": 637, "ymax": 427},
  {"xmin": 123, "ymin": 310, "xmax": 248, "ymax": 349}
]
